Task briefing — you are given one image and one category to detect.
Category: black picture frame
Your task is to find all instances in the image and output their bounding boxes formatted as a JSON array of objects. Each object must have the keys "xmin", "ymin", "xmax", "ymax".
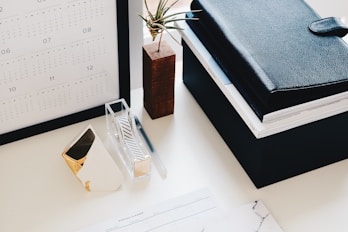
[{"xmin": 0, "ymin": 0, "xmax": 130, "ymax": 146}]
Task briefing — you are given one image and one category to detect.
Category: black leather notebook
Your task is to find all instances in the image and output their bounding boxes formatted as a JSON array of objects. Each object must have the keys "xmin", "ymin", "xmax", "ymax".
[{"xmin": 187, "ymin": 0, "xmax": 348, "ymax": 120}]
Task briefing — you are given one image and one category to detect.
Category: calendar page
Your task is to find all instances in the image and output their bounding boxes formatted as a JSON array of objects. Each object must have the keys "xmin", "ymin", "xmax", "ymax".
[{"xmin": 0, "ymin": 0, "xmax": 119, "ymax": 136}]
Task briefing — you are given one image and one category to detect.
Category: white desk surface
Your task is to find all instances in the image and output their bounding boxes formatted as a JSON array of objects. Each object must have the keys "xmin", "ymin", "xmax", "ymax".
[{"xmin": 1, "ymin": 79, "xmax": 348, "ymax": 232}]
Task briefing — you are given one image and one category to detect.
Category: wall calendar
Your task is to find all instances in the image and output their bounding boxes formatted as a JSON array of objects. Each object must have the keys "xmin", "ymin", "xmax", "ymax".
[{"xmin": 0, "ymin": 0, "xmax": 130, "ymax": 145}]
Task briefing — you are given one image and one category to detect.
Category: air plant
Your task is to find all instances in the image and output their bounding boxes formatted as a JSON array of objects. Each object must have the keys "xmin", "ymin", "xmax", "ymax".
[{"xmin": 139, "ymin": 0, "xmax": 201, "ymax": 52}]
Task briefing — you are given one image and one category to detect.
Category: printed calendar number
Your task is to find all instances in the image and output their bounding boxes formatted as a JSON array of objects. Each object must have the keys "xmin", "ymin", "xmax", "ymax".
[{"xmin": 1, "ymin": 48, "xmax": 11, "ymax": 55}]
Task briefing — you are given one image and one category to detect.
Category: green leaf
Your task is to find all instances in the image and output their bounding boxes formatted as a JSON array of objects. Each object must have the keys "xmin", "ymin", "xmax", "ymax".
[{"xmin": 140, "ymin": 0, "xmax": 202, "ymax": 51}]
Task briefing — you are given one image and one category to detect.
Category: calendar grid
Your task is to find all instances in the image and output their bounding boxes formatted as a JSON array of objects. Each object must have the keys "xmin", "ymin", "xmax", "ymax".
[{"xmin": 0, "ymin": 0, "xmax": 119, "ymax": 135}]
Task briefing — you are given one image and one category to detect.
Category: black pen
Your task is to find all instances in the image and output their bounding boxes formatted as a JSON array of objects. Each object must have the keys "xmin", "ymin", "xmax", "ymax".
[{"xmin": 134, "ymin": 116, "xmax": 167, "ymax": 178}]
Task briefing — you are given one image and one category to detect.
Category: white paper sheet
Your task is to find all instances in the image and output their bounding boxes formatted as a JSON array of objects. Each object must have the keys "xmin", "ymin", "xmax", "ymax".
[{"xmin": 77, "ymin": 189, "xmax": 283, "ymax": 232}]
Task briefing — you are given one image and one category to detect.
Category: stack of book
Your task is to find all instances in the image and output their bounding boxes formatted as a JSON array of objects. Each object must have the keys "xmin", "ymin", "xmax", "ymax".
[{"xmin": 179, "ymin": 0, "xmax": 348, "ymax": 187}]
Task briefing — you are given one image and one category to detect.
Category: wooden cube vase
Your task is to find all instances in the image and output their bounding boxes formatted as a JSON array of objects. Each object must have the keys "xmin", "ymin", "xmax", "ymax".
[{"xmin": 143, "ymin": 41, "xmax": 176, "ymax": 119}]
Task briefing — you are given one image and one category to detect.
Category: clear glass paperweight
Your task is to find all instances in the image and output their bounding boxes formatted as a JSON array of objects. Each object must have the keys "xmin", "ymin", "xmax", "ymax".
[{"xmin": 105, "ymin": 99, "xmax": 151, "ymax": 179}]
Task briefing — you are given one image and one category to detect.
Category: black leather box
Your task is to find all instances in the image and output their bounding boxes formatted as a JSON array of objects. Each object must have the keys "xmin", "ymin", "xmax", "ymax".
[{"xmin": 181, "ymin": 0, "xmax": 348, "ymax": 188}]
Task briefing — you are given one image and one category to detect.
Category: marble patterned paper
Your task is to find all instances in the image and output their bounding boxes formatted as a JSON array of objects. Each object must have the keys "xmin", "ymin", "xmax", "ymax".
[
  {"xmin": 204, "ymin": 200, "xmax": 284, "ymax": 232},
  {"xmin": 175, "ymin": 200, "xmax": 284, "ymax": 232}
]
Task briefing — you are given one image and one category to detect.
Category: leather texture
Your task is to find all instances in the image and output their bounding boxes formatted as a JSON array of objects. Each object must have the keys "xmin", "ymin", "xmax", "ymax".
[{"xmin": 188, "ymin": 0, "xmax": 348, "ymax": 119}]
